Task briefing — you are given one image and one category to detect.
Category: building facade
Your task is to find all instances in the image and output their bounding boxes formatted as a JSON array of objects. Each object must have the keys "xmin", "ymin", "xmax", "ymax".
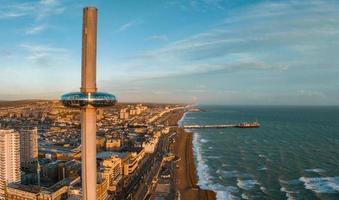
[
  {"xmin": 0, "ymin": 129, "xmax": 21, "ymax": 199},
  {"xmin": 20, "ymin": 127, "xmax": 38, "ymax": 169},
  {"xmin": 99, "ymin": 156, "xmax": 122, "ymax": 192}
]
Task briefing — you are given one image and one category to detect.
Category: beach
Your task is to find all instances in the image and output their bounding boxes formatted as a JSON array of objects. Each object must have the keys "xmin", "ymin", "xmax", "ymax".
[{"xmin": 166, "ymin": 110, "xmax": 216, "ymax": 200}]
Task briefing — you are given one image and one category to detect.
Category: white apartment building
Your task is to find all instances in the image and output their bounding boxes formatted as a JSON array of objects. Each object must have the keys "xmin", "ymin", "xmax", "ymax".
[{"xmin": 0, "ymin": 129, "xmax": 21, "ymax": 199}]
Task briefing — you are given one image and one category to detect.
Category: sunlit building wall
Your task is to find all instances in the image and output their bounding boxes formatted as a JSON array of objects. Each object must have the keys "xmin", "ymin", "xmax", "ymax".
[
  {"xmin": 0, "ymin": 130, "xmax": 21, "ymax": 200},
  {"xmin": 100, "ymin": 156, "xmax": 122, "ymax": 192},
  {"xmin": 20, "ymin": 127, "xmax": 38, "ymax": 169}
]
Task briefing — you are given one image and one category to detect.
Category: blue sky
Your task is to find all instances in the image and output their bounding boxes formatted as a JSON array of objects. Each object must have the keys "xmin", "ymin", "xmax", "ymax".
[{"xmin": 1, "ymin": 0, "xmax": 339, "ymax": 105}]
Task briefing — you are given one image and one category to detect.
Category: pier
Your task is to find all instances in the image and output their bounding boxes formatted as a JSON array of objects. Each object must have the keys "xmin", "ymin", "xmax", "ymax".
[
  {"xmin": 183, "ymin": 124, "xmax": 237, "ymax": 129},
  {"xmin": 182, "ymin": 122, "xmax": 260, "ymax": 129}
]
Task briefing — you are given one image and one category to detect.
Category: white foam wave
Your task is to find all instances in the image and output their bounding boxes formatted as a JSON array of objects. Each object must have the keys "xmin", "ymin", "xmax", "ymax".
[
  {"xmin": 236, "ymin": 179, "xmax": 258, "ymax": 190},
  {"xmin": 193, "ymin": 133, "xmax": 240, "ymax": 200},
  {"xmin": 241, "ymin": 193, "xmax": 249, "ymax": 199},
  {"xmin": 177, "ymin": 111, "xmax": 187, "ymax": 127},
  {"xmin": 258, "ymin": 154, "xmax": 271, "ymax": 162},
  {"xmin": 304, "ymin": 168, "xmax": 326, "ymax": 173},
  {"xmin": 213, "ymin": 185, "xmax": 240, "ymax": 200},
  {"xmin": 207, "ymin": 155, "xmax": 221, "ymax": 159},
  {"xmin": 280, "ymin": 186, "xmax": 296, "ymax": 200},
  {"xmin": 193, "ymin": 133, "xmax": 210, "ymax": 187},
  {"xmin": 257, "ymin": 166, "xmax": 268, "ymax": 171},
  {"xmin": 200, "ymin": 138, "xmax": 208, "ymax": 143},
  {"xmin": 299, "ymin": 176, "xmax": 339, "ymax": 193}
]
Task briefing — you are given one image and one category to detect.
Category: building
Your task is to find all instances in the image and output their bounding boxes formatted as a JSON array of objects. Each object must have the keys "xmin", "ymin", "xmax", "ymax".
[
  {"xmin": 98, "ymin": 155, "xmax": 122, "ymax": 192},
  {"xmin": 5, "ymin": 184, "xmax": 40, "ymax": 200},
  {"xmin": 119, "ymin": 108, "xmax": 129, "ymax": 119},
  {"xmin": 97, "ymin": 151, "xmax": 139, "ymax": 176},
  {"xmin": 121, "ymin": 147, "xmax": 145, "ymax": 176},
  {"xmin": 20, "ymin": 128, "xmax": 38, "ymax": 169},
  {"xmin": 6, "ymin": 178, "xmax": 74, "ymax": 200},
  {"xmin": 96, "ymin": 137, "xmax": 105, "ymax": 151},
  {"xmin": 105, "ymin": 139, "xmax": 121, "ymax": 151},
  {"xmin": 0, "ymin": 129, "xmax": 21, "ymax": 199},
  {"xmin": 96, "ymin": 177, "xmax": 108, "ymax": 200},
  {"xmin": 143, "ymin": 137, "xmax": 159, "ymax": 153}
]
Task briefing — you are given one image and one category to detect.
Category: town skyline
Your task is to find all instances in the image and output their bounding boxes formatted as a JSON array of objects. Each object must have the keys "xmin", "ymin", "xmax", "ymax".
[{"xmin": 1, "ymin": 0, "xmax": 339, "ymax": 105}]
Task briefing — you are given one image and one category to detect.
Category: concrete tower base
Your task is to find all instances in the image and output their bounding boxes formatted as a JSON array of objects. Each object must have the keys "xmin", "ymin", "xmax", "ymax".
[{"xmin": 81, "ymin": 106, "xmax": 97, "ymax": 200}]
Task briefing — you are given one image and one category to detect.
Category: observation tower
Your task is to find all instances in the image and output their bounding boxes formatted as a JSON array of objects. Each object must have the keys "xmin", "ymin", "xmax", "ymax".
[{"xmin": 60, "ymin": 7, "xmax": 116, "ymax": 200}]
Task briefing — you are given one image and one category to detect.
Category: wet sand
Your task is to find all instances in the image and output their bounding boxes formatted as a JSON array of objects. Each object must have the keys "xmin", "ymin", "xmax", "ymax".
[{"xmin": 166, "ymin": 110, "xmax": 216, "ymax": 200}]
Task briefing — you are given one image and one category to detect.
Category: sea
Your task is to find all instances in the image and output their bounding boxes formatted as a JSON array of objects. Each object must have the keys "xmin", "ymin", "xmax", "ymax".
[{"xmin": 179, "ymin": 105, "xmax": 339, "ymax": 200}]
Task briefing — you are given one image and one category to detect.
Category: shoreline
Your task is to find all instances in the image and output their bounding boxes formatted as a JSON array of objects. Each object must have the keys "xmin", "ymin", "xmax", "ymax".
[{"xmin": 167, "ymin": 109, "xmax": 216, "ymax": 200}]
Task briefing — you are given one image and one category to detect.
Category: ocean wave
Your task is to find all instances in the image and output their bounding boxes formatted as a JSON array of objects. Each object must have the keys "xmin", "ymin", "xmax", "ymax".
[
  {"xmin": 241, "ymin": 193, "xmax": 249, "ymax": 199},
  {"xmin": 210, "ymin": 184, "xmax": 240, "ymax": 200},
  {"xmin": 257, "ymin": 166, "xmax": 268, "ymax": 171},
  {"xmin": 280, "ymin": 186, "xmax": 296, "ymax": 200},
  {"xmin": 304, "ymin": 168, "xmax": 326, "ymax": 173},
  {"xmin": 299, "ymin": 176, "xmax": 339, "ymax": 193},
  {"xmin": 236, "ymin": 179, "xmax": 259, "ymax": 190},
  {"xmin": 192, "ymin": 133, "xmax": 211, "ymax": 188},
  {"xmin": 200, "ymin": 138, "xmax": 208, "ymax": 143},
  {"xmin": 258, "ymin": 154, "xmax": 271, "ymax": 162},
  {"xmin": 193, "ymin": 133, "xmax": 241, "ymax": 200},
  {"xmin": 279, "ymin": 179, "xmax": 301, "ymax": 185},
  {"xmin": 207, "ymin": 155, "xmax": 221, "ymax": 159},
  {"xmin": 212, "ymin": 185, "xmax": 239, "ymax": 200},
  {"xmin": 177, "ymin": 111, "xmax": 187, "ymax": 126},
  {"xmin": 217, "ymin": 170, "xmax": 250, "ymax": 178}
]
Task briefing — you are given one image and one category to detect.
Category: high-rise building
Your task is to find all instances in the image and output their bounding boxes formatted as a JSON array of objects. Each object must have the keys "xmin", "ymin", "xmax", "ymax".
[
  {"xmin": 20, "ymin": 127, "xmax": 38, "ymax": 169},
  {"xmin": 0, "ymin": 129, "xmax": 21, "ymax": 199}
]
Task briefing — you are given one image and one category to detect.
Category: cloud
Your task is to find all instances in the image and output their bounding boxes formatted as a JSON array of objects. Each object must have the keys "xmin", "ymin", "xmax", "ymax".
[
  {"xmin": 0, "ymin": 0, "xmax": 65, "ymax": 20},
  {"xmin": 166, "ymin": 0, "xmax": 225, "ymax": 11},
  {"xmin": 40, "ymin": 0, "xmax": 59, "ymax": 6},
  {"xmin": 25, "ymin": 24, "xmax": 48, "ymax": 35},
  {"xmin": 0, "ymin": 3, "xmax": 35, "ymax": 19},
  {"xmin": 99, "ymin": 0, "xmax": 339, "ymax": 105},
  {"xmin": 109, "ymin": 0, "xmax": 339, "ymax": 81},
  {"xmin": 117, "ymin": 20, "xmax": 141, "ymax": 32},
  {"xmin": 20, "ymin": 43, "xmax": 69, "ymax": 67},
  {"xmin": 36, "ymin": 0, "xmax": 66, "ymax": 20}
]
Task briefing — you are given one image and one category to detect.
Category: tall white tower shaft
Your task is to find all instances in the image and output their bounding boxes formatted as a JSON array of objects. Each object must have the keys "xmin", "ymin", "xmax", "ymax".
[{"xmin": 81, "ymin": 7, "xmax": 97, "ymax": 200}]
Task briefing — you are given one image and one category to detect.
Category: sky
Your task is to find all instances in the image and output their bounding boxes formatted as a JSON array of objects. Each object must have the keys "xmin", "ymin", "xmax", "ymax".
[{"xmin": 0, "ymin": 0, "xmax": 339, "ymax": 105}]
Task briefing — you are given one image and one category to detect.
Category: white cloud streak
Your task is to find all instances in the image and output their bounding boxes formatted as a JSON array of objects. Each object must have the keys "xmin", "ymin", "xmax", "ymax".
[
  {"xmin": 110, "ymin": 0, "xmax": 339, "ymax": 80},
  {"xmin": 20, "ymin": 43, "xmax": 69, "ymax": 67},
  {"xmin": 0, "ymin": 0, "xmax": 65, "ymax": 20},
  {"xmin": 118, "ymin": 20, "xmax": 141, "ymax": 32},
  {"xmin": 25, "ymin": 24, "xmax": 48, "ymax": 35}
]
